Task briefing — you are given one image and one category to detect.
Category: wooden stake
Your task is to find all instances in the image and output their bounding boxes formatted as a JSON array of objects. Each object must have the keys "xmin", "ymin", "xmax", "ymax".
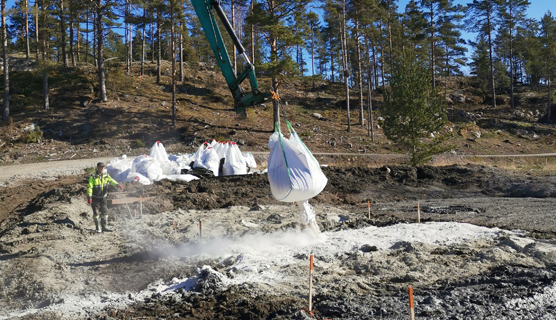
[
  {"xmin": 199, "ymin": 220, "xmax": 202, "ymax": 238},
  {"xmin": 409, "ymin": 286, "xmax": 415, "ymax": 320},
  {"xmin": 134, "ymin": 209, "xmax": 137, "ymax": 218},
  {"xmin": 367, "ymin": 201, "xmax": 370, "ymax": 219},
  {"xmin": 417, "ymin": 202, "xmax": 421, "ymax": 223},
  {"xmin": 140, "ymin": 195, "xmax": 143, "ymax": 216},
  {"xmin": 309, "ymin": 254, "xmax": 314, "ymax": 312}
]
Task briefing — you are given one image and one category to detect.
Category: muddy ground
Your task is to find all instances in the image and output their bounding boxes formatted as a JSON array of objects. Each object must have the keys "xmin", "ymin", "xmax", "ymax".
[{"xmin": 1, "ymin": 164, "xmax": 556, "ymax": 319}]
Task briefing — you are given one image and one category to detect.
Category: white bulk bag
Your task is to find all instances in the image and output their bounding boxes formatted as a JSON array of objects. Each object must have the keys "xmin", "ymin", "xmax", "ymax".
[
  {"xmin": 150, "ymin": 141, "xmax": 169, "ymax": 163},
  {"xmin": 223, "ymin": 142, "xmax": 247, "ymax": 176},
  {"xmin": 132, "ymin": 155, "xmax": 163, "ymax": 181},
  {"xmin": 193, "ymin": 145, "xmax": 220, "ymax": 176},
  {"xmin": 216, "ymin": 142, "xmax": 229, "ymax": 160},
  {"xmin": 124, "ymin": 171, "xmax": 151, "ymax": 185},
  {"xmin": 107, "ymin": 155, "xmax": 133, "ymax": 182},
  {"xmin": 267, "ymin": 127, "xmax": 327, "ymax": 202},
  {"xmin": 242, "ymin": 152, "xmax": 257, "ymax": 169},
  {"xmin": 161, "ymin": 161, "xmax": 181, "ymax": 175}
]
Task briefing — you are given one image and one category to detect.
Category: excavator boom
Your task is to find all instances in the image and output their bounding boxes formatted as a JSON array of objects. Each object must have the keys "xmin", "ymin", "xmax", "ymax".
[{"xmin": 190, "ymin": 0, "xmax": 269, "ymax": 115}]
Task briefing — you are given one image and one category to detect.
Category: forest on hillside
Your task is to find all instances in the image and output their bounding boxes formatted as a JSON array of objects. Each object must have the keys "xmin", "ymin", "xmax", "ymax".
[{"xmin": 0, "ymin": 0, "xmax": 554, "ymax": 127}]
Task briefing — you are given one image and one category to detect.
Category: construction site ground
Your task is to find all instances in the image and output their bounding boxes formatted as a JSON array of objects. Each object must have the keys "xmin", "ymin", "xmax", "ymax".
[{"xmin": 1, "ymin": 159, "xmax": 556, "ymax": 319}]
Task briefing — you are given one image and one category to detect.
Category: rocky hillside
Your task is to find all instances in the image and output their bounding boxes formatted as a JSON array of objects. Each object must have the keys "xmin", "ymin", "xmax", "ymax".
[{"xmin": 0, "ymin": 56, "xmax": 555, "ymax": 167}]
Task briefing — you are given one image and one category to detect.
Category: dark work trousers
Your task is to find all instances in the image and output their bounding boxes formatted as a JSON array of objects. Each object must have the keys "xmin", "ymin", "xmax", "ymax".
[{"xmin": 91, "ymin": 198, "xmax": 109, "ymax": 219}]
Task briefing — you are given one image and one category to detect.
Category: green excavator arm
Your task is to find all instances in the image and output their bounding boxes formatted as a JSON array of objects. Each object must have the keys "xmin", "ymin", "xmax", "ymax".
[{"xmin": 190, "ymin": 0, "xmax": 270, "ymax": 115}]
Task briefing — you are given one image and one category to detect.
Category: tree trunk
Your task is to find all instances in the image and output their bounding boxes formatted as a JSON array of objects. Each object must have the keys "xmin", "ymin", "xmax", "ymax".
[
  {"xmin": 231, "ymin": 0, "xmax": 236, "ymax": 75},
  {"xmin": 141, "ymin": 7, "xmax": 145, "ymax": 77},
  {"xmin": 366, "ymin": 36, "xmax": 373, "ymax": 141},
  {"xmin": 156, "ymin": 7, "xmax": 161, "ymax": 85},
  {"xmin": 548, "ymin": 75, "xmax": 552, "ymax": 124},
  {"xmin": 125, "ymin": 0, "xmax": 129, "ymax": 74},
  {"xmin": 342, "ymin": 0, "xmax": 350, "ymax": 133},
  {"xmin": 179, "ymin": 22, "xmax": 183, "ymax": 82},
  {"xmin": 487, "ymin": 10, "xmax": 496, "ymax": 108},
  {"xmin": 429, "ymin": 2, "xmax": 436, "ymax": 89},
  {"xmin": 86, "ymin": 9, "xmax": 89, "ymax": 64},
  {"xmin": 151, "ymin": 10, "xmax": 154, "ymax": 63},
  {"xmin": 69, "ymin": 8, "xmax": 75, "ymax": 66},
  {"xmin": 330, "ymin": 33, "xmax": 335, "ymax": 82},
  {"xmin": 128, "ymin": 1, "xmax": 132, "ymax": 74},
  {"xmin": 42, "ymin": 70, "xmax": 49, "ymax": 110},
  {"xmin": 24, "ymin": 0, "xmax": 29, "ymax": 59},
  {"xmin": 380, "ymin": 21, "xmax": 385, "ymax": 91},
  {"xmin": 250, "ymin": 0, "xmax": 255, "ymax": 64},
  {"xmin": 35, "ymin": 0, "xmax": 39, "ymax": 61},
  {"xmin": 509, "ymin": 2, "xmax": 515, "ymax": 109},
  {"xmin": 355, "ymin": 18, "xmax": 363, "ymax": 126},
  {"xmin": 171, "ymin": 1, "xmax": 176, "ymax": 127},
  {"xmin": 311, "ymin": 22, "xmax": 315, "ymax": 90},
  {"xmin": 372, "ymin": 38, "xmax": 378, "ymax": 89},
  {"xmin": 96, "ymin": 0, "xmax": 106, "ymax": 102},
  {"xmin": 76, "ymin": 13, "xmax": 80, "ymax": 63},
  {"xmin": 1, "ymin": 0, "xmax": 8, "ymax": 120},
  {"xmin": 60, "ymin": 0, "xmax": 67, "ymax": 67},
  {"xmin": 93, "ymin": 10, "xmax": 97, "ymax": 67}
]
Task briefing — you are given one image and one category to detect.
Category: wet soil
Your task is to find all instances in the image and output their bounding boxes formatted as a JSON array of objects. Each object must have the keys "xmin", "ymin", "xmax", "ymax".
[{"xmin": 2, "ymin": 164, "xmax": 556, "ymax": 319}]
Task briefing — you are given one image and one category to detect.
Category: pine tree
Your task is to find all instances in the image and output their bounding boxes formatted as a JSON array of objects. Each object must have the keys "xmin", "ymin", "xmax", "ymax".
[
  {"xmin": 382, "ymin": 53, "xmax": 448, "ymax": 166},
  {"xmin": 247, "ymin": 0, "xmax": 310, "ymax": 129},
  {"xmin": 466, "ymin": 0, "xmax": 500, "ymax": 109},
  {"xmin": 437, "ymin": 2, "xmax": 466, "ymax": 94},
  {"xmin": 540, "ymin": 12, "xmax": 556, "ymax": 123},
  {"xmin": 497, "ymin": 0, "xmax": 530, "ymax": 108},
  {"xmin": 402, "ymin": 0, "xmax": 428, "ymax": 60}
]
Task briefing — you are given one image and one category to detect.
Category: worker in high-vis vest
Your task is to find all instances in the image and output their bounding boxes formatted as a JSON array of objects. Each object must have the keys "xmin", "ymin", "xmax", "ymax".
[{"xmin": 87, "ymin": 162, "xmax": 123, "ymax": 233}]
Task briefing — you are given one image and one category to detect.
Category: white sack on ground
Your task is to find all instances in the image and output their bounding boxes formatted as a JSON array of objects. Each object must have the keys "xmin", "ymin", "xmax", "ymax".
[
  {"xmin": 223, "ymin": 142, "xmax": 247, "ymax": 176},
  {"xmin": 132, "ymin": 155, "xmax": 163, "ymax": 181},
  {"xmin": 150, "ymin": 141, "xmax": 169, "ymax": 163},
  {"xmin": 193, "ymin": 145, "xmax": 220, "ymax": 176},
  {"xmin": 107, "ymin": 155, "xmax": 133, "ymax": 182},
  {"xmin": 243, "ymin": 152, "xmax": 257, "ymax": 169},
  {"xmin": 215, "ymin": 142, "xmax": 228, "ymax": 159},
  {"xmin": 123, "ymin": 171, "xmax": 151, "ymax": 185},
  {"xmin": 267, "ymin": 132, "xmax": 328, "ymax": 202}
]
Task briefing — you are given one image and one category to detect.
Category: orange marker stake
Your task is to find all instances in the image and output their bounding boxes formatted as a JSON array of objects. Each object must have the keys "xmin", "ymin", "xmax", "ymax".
[
  {"xmin": 409, "ymin": 286, "xmax": 415, "ymax": 320},
  {"xmin": 174, "ymin": 221, "xmax": 177, "ymax": 232},
  {"xmin": 309, "ymin": 255, "xmax": 314, "ymax": 312},
  {"xmin": 417, "ymin": 202, "xmax": 421, "ymax": 223},
  {"xmin": 134, "ymin": 209, "xmax": 137, "ymax": 218}
]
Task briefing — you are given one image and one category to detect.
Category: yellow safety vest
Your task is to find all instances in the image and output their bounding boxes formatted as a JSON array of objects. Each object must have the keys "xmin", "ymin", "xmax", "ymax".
[{"xmin": 87, "ymin": 171, "xmax": 118, "ymax": 199}]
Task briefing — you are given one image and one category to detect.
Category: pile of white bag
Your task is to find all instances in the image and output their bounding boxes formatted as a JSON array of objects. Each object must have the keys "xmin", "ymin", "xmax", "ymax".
[{"xmin": 106, "ymin": 140, "xmax": 257, "ymax": 185}]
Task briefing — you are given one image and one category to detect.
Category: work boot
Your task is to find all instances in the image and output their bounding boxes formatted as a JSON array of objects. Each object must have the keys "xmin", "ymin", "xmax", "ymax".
[
  {"xmin": 94, "ymin": 218, "xmax": 102, "ymax": 233},
  {"xmin": 101, "ymin": 217, "xmax": 112, "ymax": 232}
]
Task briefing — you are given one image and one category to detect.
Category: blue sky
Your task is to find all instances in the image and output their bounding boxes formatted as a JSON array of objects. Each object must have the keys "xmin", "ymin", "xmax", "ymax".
[{"xmin": 398, "ymin": 0, "xmax": 555, "ymax": 21}]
